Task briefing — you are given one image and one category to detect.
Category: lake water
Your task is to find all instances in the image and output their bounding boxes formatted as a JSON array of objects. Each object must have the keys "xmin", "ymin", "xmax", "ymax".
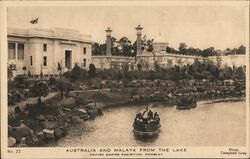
[{"xmin": 50, "ymin": 100, "xmax": 246, "ymax": 147}]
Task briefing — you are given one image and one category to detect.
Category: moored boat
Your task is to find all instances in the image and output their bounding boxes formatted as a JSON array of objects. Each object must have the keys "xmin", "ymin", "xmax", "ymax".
[
  {"xmin": 133, "ymin": 107, "xmax": 161, "ymax": 137},
  {"xmin": 176, "ymin": 95, "xmax": 197, "ymax": 110}
]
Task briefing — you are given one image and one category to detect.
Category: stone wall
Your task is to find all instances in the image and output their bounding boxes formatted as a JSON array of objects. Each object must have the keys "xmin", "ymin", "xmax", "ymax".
[{"xmin": 92, "ymin": 56, "xmax": 136, "ymax": 70}]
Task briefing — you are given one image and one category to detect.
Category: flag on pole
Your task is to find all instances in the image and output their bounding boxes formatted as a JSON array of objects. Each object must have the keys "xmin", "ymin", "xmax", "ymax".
[{"xmin": 30, "ymin": 18, "xmax": 39, "ymax": 24}]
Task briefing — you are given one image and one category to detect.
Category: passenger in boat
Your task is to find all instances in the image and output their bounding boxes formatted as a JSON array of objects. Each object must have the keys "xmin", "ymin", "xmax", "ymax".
[
  {"xmin": 154, "ymin": 112, "xmax": 160, "ymax": 123},
  {"xmin": 154, "ymin": 112, "xmax": 158, "ymax": 118},
  {"xmin": 141, "ymin": 110, "xmax": 147, "ymax": 117},
  {"xmin": 148, "ymin": 110, "xmax": 153, "ymax": 120},
  {"xmin": 134, "ymin": 113, "xmax": 142, "ymax": 122},
  {"xmin": 136, "ymin": 110, "xmax": 147, "ymax": 124}
]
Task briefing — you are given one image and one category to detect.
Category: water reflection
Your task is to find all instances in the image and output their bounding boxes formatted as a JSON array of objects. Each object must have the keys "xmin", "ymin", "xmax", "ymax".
[
  {"xmin": 133, "ymin": 134, "xmax": 159, "ymax": 145},
  {"xmin": 50, "ymin": 101, "xmax": 246, "ymax": 147}
]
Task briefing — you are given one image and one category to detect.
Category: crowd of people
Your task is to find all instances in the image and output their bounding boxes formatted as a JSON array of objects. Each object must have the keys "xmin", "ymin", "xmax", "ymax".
[{"xmin": 134, "ymin": 109, "xmax": 160, "ymax": 126}]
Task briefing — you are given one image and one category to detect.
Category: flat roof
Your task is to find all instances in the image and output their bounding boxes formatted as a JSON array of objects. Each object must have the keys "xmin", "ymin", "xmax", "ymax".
[{"xmin": 8, "ymin": 27, "xmax": 92, "ymax": 43}]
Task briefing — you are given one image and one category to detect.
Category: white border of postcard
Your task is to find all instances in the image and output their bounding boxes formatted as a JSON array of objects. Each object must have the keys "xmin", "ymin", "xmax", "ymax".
[{"xmin": 1, "ymin": 1, "xmax": 249, "ymax": 158}]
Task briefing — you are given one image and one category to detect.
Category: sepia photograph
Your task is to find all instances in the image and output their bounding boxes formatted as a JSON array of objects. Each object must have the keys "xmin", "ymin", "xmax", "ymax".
[{"xmin": 1, "ymin": 0, "xmax": 249, "ymax": 158}]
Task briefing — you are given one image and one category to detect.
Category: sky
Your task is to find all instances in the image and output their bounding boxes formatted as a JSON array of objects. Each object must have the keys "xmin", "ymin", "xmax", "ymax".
[{"xmin": 7, "ymin": 5, "xmax": 247, "ymax": 50}]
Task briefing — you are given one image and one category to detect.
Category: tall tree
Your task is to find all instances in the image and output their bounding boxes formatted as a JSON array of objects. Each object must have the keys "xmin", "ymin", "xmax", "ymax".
[
  {"xmin": 100, "ymin": 44, "xmax": 107, "ymax": 55},
  {"xmin": 145, "ymin": 39, "xmax": 154, "ymax": 52},
  {"xmin": 237, "ymin": 45, "xmax": 246, "ymax": 54},
  {"xmin": 166, "ymin": 46, "xmax": 177, "ymax": 54},
  {"xmin": 92, "ymin": 43, "xmax": 100, "ymax": 55},
  {"xmin": 202, "ymin": 47, "xmax": 215, "ymax": 57},
  {"xmin": 178, "ymin": 43, "xmax": 188, "ymax": 54},
  {"xmin": 118, "ymin": 37, "xmax": 134, "ymax": 56}
]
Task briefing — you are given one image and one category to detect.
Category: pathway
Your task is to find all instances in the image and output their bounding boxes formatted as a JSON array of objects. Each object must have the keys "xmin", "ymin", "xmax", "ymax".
[{"xmin": 8, "ymin": 92, "xmax": 58, "ymax": 113}]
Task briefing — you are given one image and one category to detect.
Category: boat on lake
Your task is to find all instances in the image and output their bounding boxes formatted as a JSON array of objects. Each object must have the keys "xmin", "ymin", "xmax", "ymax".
[
  {"xmin": 133, "ymin": 107, "xmax": 161, "ymax": 137},
  {"xmin": 176, "ymin": 95, "xmax": 197, "ymax": 110}
]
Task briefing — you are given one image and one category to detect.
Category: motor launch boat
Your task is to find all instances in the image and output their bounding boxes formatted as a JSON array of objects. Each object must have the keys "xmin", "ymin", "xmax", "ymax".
[
  {"xmin": 176, "ymin": 95, "xmax": 197, "ymax": 110},
  {"xmin": 133, "ymin": 107, "xmax": 161, "ymax": 137}
]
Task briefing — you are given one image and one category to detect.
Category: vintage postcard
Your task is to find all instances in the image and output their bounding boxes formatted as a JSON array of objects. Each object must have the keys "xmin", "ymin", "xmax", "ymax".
[{"xmin": 0, "ymin": 0, "xmax": 249, "ymax": 158}]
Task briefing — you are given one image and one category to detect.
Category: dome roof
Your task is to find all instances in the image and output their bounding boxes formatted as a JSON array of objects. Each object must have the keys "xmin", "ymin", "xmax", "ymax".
[{"xmin": 153, "ymin": 33, "xmax": 166, "ymax": 44}]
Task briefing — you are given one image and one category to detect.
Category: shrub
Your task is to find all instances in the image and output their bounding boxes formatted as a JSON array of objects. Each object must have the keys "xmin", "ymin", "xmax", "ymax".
[
  {"xmin": 89, "ymin": 63, "xmax": 96, "ymax": 78},
  {"xmin": 71, "ymin": 63, "xmax": 82, "ymax": 81},
  {"xmin": 63, "ymin": 71, "xmax": 71, "ymax": 79},
  {"xmin": 233, "ymin": 66, "xmax": 245, "ymax": 79},
  {"xmin": 25, "ymin": 103, "xmax": 60, "ymax": 117},
  {"xmin": 49, "ymin": 77, "xmax": 57, "ymax": 85},
  {"xmin": 14, "ymin": 76, "xmax": 27, "ymax": 89},
  {"xmin": 31, "ymin": 80, "xmax": 49, "ymax": 103},
  {"xmin": 8, "ymin": 67, "xmax": 13, "ymax": 80},
  {"xmin": 56, "ymin": 78, "xmax": 72, "ymax": 99}
]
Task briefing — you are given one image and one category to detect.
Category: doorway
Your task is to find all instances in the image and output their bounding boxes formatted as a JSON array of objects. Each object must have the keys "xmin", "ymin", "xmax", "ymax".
[{"xmin": 65, "ymin": 50, "xmax": 72, "ymax": 69}]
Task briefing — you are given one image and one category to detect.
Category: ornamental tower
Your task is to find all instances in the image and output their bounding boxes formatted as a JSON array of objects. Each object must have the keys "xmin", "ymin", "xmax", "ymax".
[
  {"xmin": 105, "ymin": 27, "xmax": 112, "ymax": 56},
  {"xmin": 135, "ymin": 25, "xmax": 143, "ymax": 55}
]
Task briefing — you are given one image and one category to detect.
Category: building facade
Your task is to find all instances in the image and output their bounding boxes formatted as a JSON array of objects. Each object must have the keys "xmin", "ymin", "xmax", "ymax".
[
  {"xmin": 136, "ymin": 26, "xmax": 246, "ymax": 70},
  {"xmin": 8, "ymin": 28, "xmax": 92, "ymax": 77},
  {"xmin": 8, "ymin": 26, "xmax": 246, "ymax": 78},
  {"xmin": 92, "ymin": 25, "xmax": 246, "ymax": 72}
]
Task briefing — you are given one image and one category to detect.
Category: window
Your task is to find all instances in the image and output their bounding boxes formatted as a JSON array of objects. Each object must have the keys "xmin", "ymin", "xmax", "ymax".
[
  {"xmin": 8, "ymin": 43, "xmax": 16, "ymax": 59},
  {"xmin": 83, "ymin": 58, "xmax": 86, "ymax": 67},
  {"xmin": 30, "ymin": 56, "xmax": 33, "ymax": 66},
  {"xmin": 83, "ymin": 47, "xmax": 86, "ymax": 54},
  {"xmin": 43, "ymin": 44, "xmax": 47, "ymax": 52},
  {"xmin": 43, "ymin": 56, "xmax": 47, "ymax": 66},
  {"xmin": 18, "ymin": 44, "xmax": 24, "ymax": 60}
]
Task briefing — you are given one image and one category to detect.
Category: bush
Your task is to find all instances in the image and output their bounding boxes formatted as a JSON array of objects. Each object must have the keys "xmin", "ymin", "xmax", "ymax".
[
  {"xmin": 56, "ymin": 78, "xmax": 72, "ymax": 99},
  {"xmin": 8, "ymin": 67, "xmax": 13, "ymax": 80},
  {"xmin": 130, "ymin": 89, "xmax": 138, "ymax": 96},
  {"xmin": 30, "ymin": 80, "xmax": 49, "ymax": 103},
  {"xmin": 25, "ymin": 103, "xmax": 61, "ymax": 117},
  {"xmin": 63, "ymin": 71, "xmax": 71, "ymax": 79},
  {"xmin": 14, "ymin": 76, "xmax": 28, "ymax": 89},
  {"xmin": 49, "ymin": 77, "xmax": 57, "ymax": 85},
  {"xmin": 233, "ymin": 66, "xmax": 245, "ymax": 79},
  {"xmin": 71, "ymin": 63, "xmax": 82, "ymax": 81},
  {"xmin": 64, "ymin": 60, "xmax": 245, "ymax": 81},
  {"xmin": 89, "ymin": 63, "xmax": 97, "ymax": 78}
]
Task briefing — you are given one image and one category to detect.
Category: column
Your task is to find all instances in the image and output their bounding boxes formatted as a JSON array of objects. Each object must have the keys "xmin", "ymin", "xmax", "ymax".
[
  {"xmin": 135, "ymin": 25, "xmax": 143, "ymax": 55},
  {"xmin": 105, "ymin": 27, "xmax": 112, "ymax": 56}
]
